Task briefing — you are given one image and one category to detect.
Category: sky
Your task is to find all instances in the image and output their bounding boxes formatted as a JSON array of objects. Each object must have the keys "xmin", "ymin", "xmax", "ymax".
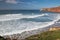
[{"xmin": 0, "ymin": 0, "xmax": 60, "ymax": 10}]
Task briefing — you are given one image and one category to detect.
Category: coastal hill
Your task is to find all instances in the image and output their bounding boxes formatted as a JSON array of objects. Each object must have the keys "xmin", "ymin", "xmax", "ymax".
[{"xmin": 41, "ymin": 6, "xmax": 60, "ymax": 13}]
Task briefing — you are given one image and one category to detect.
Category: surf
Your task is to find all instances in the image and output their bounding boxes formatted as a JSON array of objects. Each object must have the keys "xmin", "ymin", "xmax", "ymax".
[
  {"xmin": 0, "ymin": 13, "xmax": 60, "ymax": 36},
  {"xmin": 0, "ymin": 13, "xmax": 46, "ymax": 21},
  {"xmin": 0, "ymin": 15, "xmax": 60, "ymax": 36}
]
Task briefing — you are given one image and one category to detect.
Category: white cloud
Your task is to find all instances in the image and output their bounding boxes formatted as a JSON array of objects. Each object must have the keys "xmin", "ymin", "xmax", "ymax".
[{"xmin": 5, "ymin": 0, "xmax": 17, "ymax": 4}]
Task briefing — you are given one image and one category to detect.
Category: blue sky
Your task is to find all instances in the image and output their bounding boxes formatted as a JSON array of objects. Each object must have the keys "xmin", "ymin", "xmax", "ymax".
[{"xmin": 0, "ymin": 0, "xmax": 60, "ymax": 10}]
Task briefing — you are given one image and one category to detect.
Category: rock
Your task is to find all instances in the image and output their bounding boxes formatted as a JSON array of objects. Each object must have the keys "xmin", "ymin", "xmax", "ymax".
[{"xmin": 41, "ymin": 6, "xmax": 60, "ymax": 13}]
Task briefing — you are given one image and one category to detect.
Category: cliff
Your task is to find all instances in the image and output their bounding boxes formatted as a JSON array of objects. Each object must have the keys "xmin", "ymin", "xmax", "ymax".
[{"xmin": 41, "ymin": 6, "xmax": 60, "ymax": 13}]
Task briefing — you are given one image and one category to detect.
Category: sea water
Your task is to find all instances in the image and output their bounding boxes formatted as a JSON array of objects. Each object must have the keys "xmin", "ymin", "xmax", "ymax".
[{"xmin": 0, "ymin": 10, "xmax": 60, "ymax": 36}]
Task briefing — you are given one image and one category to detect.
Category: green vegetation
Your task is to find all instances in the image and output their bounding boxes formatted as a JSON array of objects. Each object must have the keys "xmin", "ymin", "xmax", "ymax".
[
  {"xmin": 25, "ymin": 30, "xmax": 60, "ymax": 40},
  {"xmin": 0, "ymin": 36, "xmax": 6, "ymax": 40}
]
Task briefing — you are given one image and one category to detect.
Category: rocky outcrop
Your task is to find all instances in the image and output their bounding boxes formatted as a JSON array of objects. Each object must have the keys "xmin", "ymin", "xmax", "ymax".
[{"xmin": 41, "ymin": 6, "xmax": 60, "ymax": 13}]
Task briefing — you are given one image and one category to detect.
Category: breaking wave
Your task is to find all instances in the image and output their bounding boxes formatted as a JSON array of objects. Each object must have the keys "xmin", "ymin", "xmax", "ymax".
[
  {"xmin": 0, "ymin": 13, "xmax": 47, "ymax": 21},
  {"xmin": 0, "ymin": 13, "xmax": 60, "ymax": 36}
]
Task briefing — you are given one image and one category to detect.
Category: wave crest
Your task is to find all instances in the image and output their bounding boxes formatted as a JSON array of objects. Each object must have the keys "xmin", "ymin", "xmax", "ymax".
[{"xmin": 0, "ymin": 14, "xmax": 46, "ymax": 21}]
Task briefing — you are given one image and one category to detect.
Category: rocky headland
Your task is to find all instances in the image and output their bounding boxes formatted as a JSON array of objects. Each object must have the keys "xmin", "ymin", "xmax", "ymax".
[{"xmin": 41, "ymin": 6, "xmax": 60, "ymax": 13}]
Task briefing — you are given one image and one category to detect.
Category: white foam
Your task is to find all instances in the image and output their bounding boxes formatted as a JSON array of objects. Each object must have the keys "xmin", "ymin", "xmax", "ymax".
[
  {"xmin": 0, "ymin": 14, "xmax": 46, "ymax": 21},
  {"xmin": 0, "ymin": 22, "xmax": 51, "ymax": 36},
  {"xmin": 0, "ymin": 13, "xmax": 60, "ymax": 36},
  {"xmin": 0, "ymin": 21, "xmax": 57, "ymax": 36},
  {"xmin": 26, "ymin": 14, "xmax": 45, "ymax": 18},
  {"xmin": 0, "ymin": 17, "xmax": 60, "ymax": 36}
]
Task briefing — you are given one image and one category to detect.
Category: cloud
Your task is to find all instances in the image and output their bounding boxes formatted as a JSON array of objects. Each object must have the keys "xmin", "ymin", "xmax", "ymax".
[{"xmin": 5, "ymin": 0, "xmax": 17, "ymax": 4}]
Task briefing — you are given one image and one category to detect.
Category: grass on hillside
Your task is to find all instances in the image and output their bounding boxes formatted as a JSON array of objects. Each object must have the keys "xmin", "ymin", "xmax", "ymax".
[{"xmin": 25, "ymin": 30, "xmax": 60, "ymax": 40}]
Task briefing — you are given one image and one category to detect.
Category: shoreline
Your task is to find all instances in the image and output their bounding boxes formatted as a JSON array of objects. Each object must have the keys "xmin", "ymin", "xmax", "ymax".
[
  {"xmin": 2, "ymin": 23, "xmax": 60, "ymax": 40},
  {"xmin": 1, "ymin": 20, "xmax": 57, "ymax": 36},
  {"xmin": 3, "ymin": 27, "xmax": 49, "ymax": 40},
  {"xmin": 0, "ymin": 23, "xmax": 59, "ymax": 40}
]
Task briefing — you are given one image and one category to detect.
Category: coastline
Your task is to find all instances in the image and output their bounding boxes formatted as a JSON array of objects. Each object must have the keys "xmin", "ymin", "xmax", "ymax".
[
  {"xmin": 41, "ymin": 6, "xmax": 60, "ymax": 13},
  {"xmin": 2, "ymin": 22, "xmax": 60, "ymax": 40},
  {"xmin": 3, "ymin": 27, "xmax": 49, "ymax": 40},
  {"xmin": 0, "ymin": 10, "xmax": 60, "ymax": 40}
]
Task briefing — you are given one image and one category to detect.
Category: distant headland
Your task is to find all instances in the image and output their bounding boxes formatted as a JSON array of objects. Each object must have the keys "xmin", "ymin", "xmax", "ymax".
[{"xmin": 41, "ymin": 6, "xmax": 60, "ymax": 13}]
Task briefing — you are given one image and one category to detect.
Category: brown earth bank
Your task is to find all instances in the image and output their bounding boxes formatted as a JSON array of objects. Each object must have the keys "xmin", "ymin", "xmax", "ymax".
[{"xmin": 41, "ymin": 6, "xmax": 60, "ymax": 13}]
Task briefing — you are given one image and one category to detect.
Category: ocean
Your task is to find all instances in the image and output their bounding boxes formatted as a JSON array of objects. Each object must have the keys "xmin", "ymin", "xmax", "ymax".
[{"xmin": 0, "ymin": 10, "xmax": 60, "ymax": 36}]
